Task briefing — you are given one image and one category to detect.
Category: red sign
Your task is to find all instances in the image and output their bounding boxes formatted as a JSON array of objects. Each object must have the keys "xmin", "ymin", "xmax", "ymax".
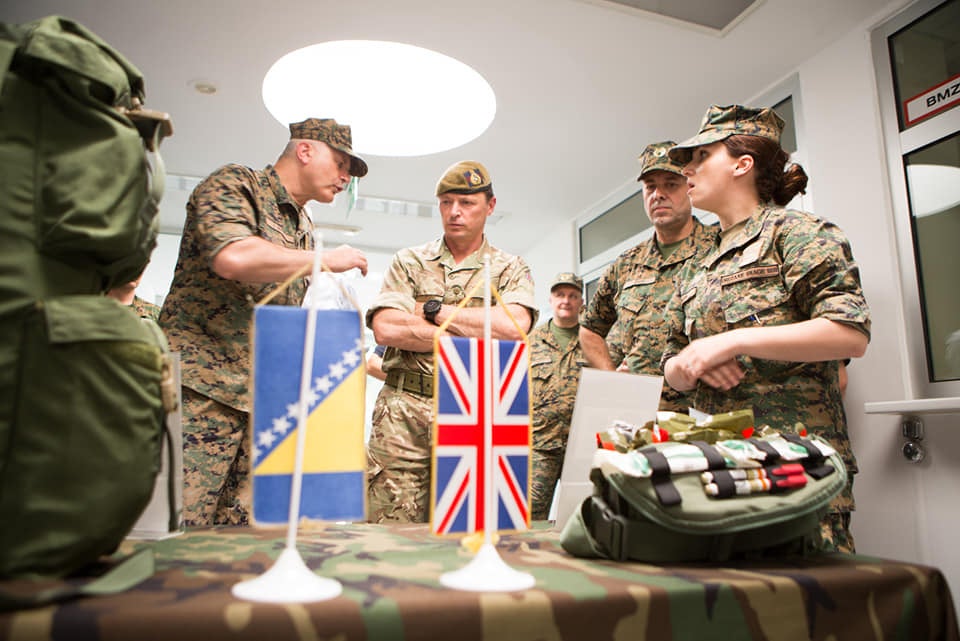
[{"xmin": 904, "ymin": 72, "xmax": 960, "ymax": 126}]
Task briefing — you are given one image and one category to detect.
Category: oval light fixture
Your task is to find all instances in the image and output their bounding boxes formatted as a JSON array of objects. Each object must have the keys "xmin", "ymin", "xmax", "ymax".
[{"xmin": 263, "ymin": 40, "xmax": 496, "ymax": 157}]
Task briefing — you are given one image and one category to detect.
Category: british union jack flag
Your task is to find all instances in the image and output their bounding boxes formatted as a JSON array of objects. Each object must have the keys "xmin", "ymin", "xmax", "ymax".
[{"xmin": 431, "ymin": 335, "xmax": 531, "ymax": 535}]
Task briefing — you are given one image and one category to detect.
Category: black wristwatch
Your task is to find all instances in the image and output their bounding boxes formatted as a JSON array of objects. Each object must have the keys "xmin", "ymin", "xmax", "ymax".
[{"xmin": 423, "ymin": 299, "xmax": 442, "ymax": 325}]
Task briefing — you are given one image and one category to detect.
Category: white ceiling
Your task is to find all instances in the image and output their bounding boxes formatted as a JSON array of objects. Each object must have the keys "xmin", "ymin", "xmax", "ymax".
[{"xmin": 6, "ymin": 0, "xmax": 900, "ymax": 257}]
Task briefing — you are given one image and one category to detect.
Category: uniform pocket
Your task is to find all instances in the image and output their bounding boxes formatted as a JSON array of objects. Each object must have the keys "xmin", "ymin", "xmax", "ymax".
[
  {"xmin": 720, "ymin": 265, "xmax": 788, "ymax": 325},
  {"xmin": 531, "ymin": 358, "xmax": 553, "ymax": 383}
]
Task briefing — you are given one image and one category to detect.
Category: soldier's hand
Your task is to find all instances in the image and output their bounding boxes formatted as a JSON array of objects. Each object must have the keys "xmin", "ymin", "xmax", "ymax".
[{"xmin": 322, "ymin": 244, "xmax": 368, "ymax": 276}]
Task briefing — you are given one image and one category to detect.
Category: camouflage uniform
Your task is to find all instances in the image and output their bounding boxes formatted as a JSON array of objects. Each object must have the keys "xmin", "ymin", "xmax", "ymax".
[
  {"xmin": 529, "ymin": 319, "xmax": 586, "ymax": 520},
  {"xmin": 604, "ymin": 312, "xmax": 626, "ymax": 368},
  {"xmin": 132, "ymin": 295, "xmax": 160, "ymax": 322},
  {"xmin": 582, "ymin": 218, "xmax": 718, "ymax": 411},
  {"xmin": 365, "ymin": 236, "xmax": 537, "ymax": 523},
  {"xmin": 159, "ymin": 163, "xmax": 312, "ymax": 527},
  {"xmin": 662, "ymin": 204, "xmax": 871, "ymax": 552}
]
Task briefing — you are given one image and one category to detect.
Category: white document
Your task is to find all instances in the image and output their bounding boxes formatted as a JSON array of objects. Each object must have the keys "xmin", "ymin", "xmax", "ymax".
[{"xmin": 552, "ymin": 368, "xmax": 663, "ymax": 529}]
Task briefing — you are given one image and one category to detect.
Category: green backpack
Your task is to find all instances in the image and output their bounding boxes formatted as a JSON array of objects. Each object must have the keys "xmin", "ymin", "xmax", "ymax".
[
  {"xmin": 560, "ymin": 433, "xmax": 846, "ymax": 562},
  {"xmin": 0, "ymin": 15, "xmax": 174, "ymax": 580}
]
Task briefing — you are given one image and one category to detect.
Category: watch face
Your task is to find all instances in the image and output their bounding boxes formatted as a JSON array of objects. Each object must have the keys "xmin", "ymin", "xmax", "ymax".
[{"xmin": 424, "ymin": 299, "xmax": 441, "ymax": 314}]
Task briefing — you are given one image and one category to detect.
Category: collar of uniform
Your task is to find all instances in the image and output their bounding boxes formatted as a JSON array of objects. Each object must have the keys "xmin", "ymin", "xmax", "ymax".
[
  {"xmin": 657, "ymin": 217, "xmax": 711, "ymax": 267},
  {"xmin": 263, "ymin": 164, "xmax": 302, "ymax": 212},
  {"xmin": 704, "ymin": 203, "xmax": 773, "ymax": 269},
  {"xmin": 435, "ymin": 235, "xmax": 492, "ymax": 269}
]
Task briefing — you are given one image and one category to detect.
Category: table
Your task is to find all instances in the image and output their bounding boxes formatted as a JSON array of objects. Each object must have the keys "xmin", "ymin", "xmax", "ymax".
[{"xmin": 1, "ymin": 523, "xmax": 957, "ymax": 641}]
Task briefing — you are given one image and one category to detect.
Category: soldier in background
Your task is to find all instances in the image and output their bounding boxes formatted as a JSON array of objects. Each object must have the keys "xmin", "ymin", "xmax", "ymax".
[
  {"xmin": 366, "ymin": 344, "xmax": 387, "ymax": 382},
  {"xmin": 580, "ymin": 140, "xmax": 718, "ymax": 411},
  {"xmin": 366, "ymin": 160, "xmax": 537, "ymax": 523},
  {"xmin": 529, "ymin": 272, "xmax": 586, "ymax": 520},
  {"xmin": 159, "ymin": 118, "xmax": 368, "ymax": 527},
  {"xmin": 107, "ymin": 274, "xmax": 160, "ymax": 322}
]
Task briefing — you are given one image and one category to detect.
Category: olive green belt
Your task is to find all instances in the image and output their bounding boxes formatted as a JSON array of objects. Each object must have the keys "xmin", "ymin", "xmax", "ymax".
[{"xmin": 384, "ymin": 369, "xmax": 433, "ymax": 397}]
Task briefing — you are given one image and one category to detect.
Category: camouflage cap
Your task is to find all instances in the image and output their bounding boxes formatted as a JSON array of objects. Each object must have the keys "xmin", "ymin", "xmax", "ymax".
[
  {"xmin": 289, "ymin": 117, "xmax": 368, "ymax": 177},
  {"xmin": 550, "ymin": 272, "xmax": 583, "ymax": 293},
  {"xmin": 435, "ymin": 160, "xmax": 492, "ymax": 196},
  {"xmin": 637, "ymin": 141, "xmax": 684, "ymax": 180},
  {"xmin": 668, "ymin": 105, "xmax": 785, "ymax": 164}
]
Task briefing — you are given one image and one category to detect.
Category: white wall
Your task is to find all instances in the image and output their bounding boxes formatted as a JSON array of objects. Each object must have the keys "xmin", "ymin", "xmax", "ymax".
[
  {"xmin": 521, "ymin": 221, "xmax": 579, "ymax": 324},
  {"xmin": 796, "ymin": 4, "xmax": 960, "ymax": 610}
]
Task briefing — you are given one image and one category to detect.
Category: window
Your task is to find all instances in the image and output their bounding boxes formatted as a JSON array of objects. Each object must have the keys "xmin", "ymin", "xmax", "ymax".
[
  {"xmin": 904, "ymin": 133, "xmax": 960, "ymax": 380},
  {"xmin": 578, "ymin": 191, "xmax": 651, "ymax": 264},
  {"xmin": 888, "ymin": 0, "xmax": 960, "ymax": 131},
  {"xmin": 874, "ymin": 0, "xmax": 960, "ymax": 394}
]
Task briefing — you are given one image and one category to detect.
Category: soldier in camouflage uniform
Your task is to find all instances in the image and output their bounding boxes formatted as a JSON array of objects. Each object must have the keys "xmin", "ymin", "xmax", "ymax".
[
  {"xmin": 366, "ymin": 160, "xmax": 537, "ymax": 523},
  {"xmin": 106, "ymin": 275, "xmax": 161, "ymax": 322},
  {"xmin": 529, "ymin": 272, "xmax": 587, "ymax": 520},
  {"xmin": 661, "ymin": 104, "xmax": 871, "ymax": 552},
  {"xmin": 159, "ymin": 118, "xmax": 369, "ymax": 527},
  {"xmin": 580, "ymin": 141, "xmax": 718, "ymax": 411}
]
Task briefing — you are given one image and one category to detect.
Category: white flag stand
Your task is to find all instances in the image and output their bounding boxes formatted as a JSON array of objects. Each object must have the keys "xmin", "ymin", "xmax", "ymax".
[
  {"xmin": 232, "ymin": 229, "xmax": 343, "ymax": 603},
  {"xmin": 439, "ymin": 254, "xmax": 535, "ymax": 592}
]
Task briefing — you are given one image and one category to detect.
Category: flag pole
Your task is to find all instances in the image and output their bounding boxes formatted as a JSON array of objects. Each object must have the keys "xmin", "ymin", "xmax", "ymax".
[
  {"xmin": 438, "ymin": 253, "xmax": 534, "ymax": 592},
  {"xmin": 285, "ymin": 227, "xmax": 324, "ymax": 550},
  {"xmin": 482, "ymin": 254, "xmax": 494, "ymax": 544},
  {"xmin": 231, "ymin": 226, "xmax": 343, "ymax": 603}
]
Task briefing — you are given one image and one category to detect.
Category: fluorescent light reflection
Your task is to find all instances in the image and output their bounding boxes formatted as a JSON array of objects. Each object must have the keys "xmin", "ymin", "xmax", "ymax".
[
  {"xmin": 263, "ymin": 40, "xmax": 496, "ymax": 157},
  {"xmin": 907, "ymin": 164, "xmax": 960, "ymax": 218}
]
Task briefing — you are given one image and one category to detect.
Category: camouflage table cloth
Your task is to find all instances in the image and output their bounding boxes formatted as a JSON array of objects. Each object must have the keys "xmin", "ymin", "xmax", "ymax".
[{"xmin": 1, "ymin": 522, "xmax": 957, "ymax": 641}]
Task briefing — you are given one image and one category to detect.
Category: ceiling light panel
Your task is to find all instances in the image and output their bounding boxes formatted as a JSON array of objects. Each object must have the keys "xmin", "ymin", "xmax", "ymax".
[{"xmin": 263, "ymin": 40, "xmax": 496, "ymax": 157}]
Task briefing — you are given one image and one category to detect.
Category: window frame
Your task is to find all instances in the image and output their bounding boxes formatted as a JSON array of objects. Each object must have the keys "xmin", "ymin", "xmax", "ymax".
[{"xmin": 872, "ymin": 0, "xmax": 960, "ymax": 397}]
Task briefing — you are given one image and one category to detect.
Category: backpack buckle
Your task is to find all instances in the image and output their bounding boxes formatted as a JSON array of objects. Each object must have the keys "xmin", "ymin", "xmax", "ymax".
[{"xmin": 589, "ymin": 495, "xmax": 630, "ymax": 562}]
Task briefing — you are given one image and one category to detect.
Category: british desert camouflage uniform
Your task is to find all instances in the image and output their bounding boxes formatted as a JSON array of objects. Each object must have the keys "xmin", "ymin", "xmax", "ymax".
[
  {"xmin": 365, "ymin": 236, "xmax": 537, "ymax": 523},
  {"xmin": 661, "ymin": 204, "xmax": 871, "ymax": 551},
  {"xmin": 529, "ymin": 319, "xmax": 586, "ymax": 520},
  {"xmin": 581, "ymin": 218, "xmax": 718, "ymax": 411},
  {"xmin": 159, "ymin": 164, "xmax": 312, "ymax": 526}
]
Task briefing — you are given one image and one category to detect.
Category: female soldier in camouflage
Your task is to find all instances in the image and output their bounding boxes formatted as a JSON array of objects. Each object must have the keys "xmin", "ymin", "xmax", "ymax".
[{"xmin": 661, "ymin": 105, "xmax": 871, "ymax": 552}]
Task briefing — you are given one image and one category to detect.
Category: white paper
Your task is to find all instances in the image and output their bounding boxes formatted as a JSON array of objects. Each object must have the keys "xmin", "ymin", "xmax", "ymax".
[{"xmin": 552, "ymin": 369, "xmax": 663, "ymax": 529}]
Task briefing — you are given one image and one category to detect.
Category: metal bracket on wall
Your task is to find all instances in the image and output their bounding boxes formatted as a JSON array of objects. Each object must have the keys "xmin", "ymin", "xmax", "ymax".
[{"xmin": 901, "ymin": 417, "xmax": 925, "ymax": 463}]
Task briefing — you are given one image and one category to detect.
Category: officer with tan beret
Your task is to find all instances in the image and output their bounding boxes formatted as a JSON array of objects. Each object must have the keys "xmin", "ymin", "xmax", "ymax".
[{"xmin": 365, "ymin": 160, "xmax": 537, "ymax": 523}]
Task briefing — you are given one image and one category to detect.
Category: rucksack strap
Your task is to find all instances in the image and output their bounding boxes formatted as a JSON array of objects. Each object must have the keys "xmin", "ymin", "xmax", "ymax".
[
  {"xmin": 781, "ymin": 433, "xmax": 824, "ymax": 460},
  {"xmin": 0, "ymin": 38, "xmax": 15, "ymax": 92},
  {"xmin": 0, "ymin": 549, "xmax": 154, "ymax": 612},
  {"xmin": 747, "ymin": 437, "xmax": 781, "ymax": 462},
  {"xmin": 690, "ymin": 440, "xmax": 727, "ymax": 469},
  {"xmin": 636, "ymin": 447, "xmax": 682, "ymax": 506},
  {"xmin": 163, "ymin": 421, "xmax": 179, "ymax": 533}
]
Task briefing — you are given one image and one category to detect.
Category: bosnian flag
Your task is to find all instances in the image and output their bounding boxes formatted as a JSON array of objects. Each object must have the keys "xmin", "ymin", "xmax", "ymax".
[
  {"xmin": 250, "ymin": 306, "xmax": 365, "ymax": 524},
  {"xmin": 430, "ymin": 335, "xmax": 531, "ymax": 535}
]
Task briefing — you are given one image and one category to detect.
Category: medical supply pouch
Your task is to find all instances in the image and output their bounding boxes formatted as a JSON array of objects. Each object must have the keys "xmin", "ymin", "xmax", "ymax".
[
  {"xmin": 560, "ymin": 433, "xmax": 846, "ymax": 563},
  {"xmin": 0, "ymin": 15, "xmax": 174, "ymax": 582}
]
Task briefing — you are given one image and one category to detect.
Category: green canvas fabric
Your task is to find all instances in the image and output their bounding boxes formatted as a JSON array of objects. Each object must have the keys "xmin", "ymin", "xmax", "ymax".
[
  {"xmin": 0, "ymin": 15, "xmax": 173, "ymax": 579},
  {"xmin": 561, "ymin": 434, "xmax": 846, "ymax": 562}
]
